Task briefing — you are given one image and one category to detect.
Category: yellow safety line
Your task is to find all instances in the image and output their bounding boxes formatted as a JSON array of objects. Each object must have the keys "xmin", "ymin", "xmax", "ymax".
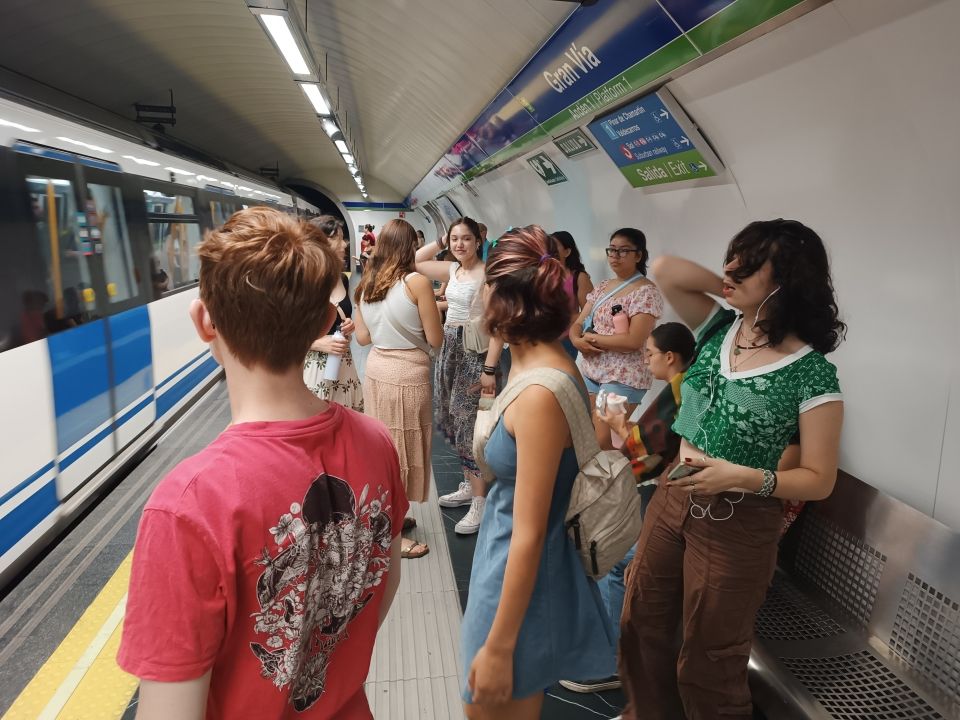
[{"xmin": 3, "ymin": 553, "xmax": 138, "ymax": 720}]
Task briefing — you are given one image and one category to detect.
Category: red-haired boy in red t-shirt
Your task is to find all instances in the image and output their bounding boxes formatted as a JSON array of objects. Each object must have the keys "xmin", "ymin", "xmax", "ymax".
[{"xmin": 117, "ymin": 207, "xmax": 406, "ymax": 719}]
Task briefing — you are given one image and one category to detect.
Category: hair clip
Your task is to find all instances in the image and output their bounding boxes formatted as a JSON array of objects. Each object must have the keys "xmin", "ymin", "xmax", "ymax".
[{"xmin": 539, "ymin": 253, "xmax": 552, "ymax": 265}]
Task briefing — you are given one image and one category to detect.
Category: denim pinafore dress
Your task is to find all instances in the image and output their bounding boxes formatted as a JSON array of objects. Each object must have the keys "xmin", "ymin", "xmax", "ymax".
[{"xmin": 460, "ymin": 387, "xmax": 614, "ymax": 702}]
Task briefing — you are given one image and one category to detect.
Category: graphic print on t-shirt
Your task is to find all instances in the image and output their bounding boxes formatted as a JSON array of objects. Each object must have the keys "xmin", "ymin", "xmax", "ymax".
[{"xmin": 250, "ymin": 473, "xmax": 393, "ymax": 711}]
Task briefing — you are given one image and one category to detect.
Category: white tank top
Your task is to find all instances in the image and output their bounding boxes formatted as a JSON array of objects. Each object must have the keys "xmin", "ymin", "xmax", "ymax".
[
  {"xmin": 360, "ymin": 274, "xmax": 427, "ymax": 350},
  {"xmin": 444, "ymin": 263, "xmax": 480, "ymax": 326}
]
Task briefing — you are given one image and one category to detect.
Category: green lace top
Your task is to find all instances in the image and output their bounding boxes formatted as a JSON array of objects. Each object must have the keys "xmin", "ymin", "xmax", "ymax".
[{"xmin": 672, "ymin": 308, "xmax": 842, "ymax": 470}]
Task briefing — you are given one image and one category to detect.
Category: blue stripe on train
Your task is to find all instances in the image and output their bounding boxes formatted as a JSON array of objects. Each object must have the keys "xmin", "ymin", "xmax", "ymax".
[
  {"xmin": 108, "ymin": 307, "xmax": 153, "ymax": 415},
  {"xmin": 47, "ymin": 320, "xmax": 112, "ymax": 454},
  {"xmin": 2, "ymin": 351, "xmax": 217, "ymax": 560},
  {"xmin": 0, "ymin": 480, "xmax": 59, "ymax": 557},
  {"xmin": 156, "ymin": 356, "xmax": 220, "ymax": 418},
  {"xmin": 155, "ymin": 350, "xmax": 209, "ymax": 391},
  {"xmin": 58, "ymin": 393, "xmax": 155, "ymax": 472},
  {"xmin": 0, "ymin": 462, "xmax": 55, "ymax": 508}
]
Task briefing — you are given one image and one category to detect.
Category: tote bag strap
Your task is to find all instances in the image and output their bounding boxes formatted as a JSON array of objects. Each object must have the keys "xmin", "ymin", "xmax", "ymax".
[{"xmin": 492, "ymin": 368, "xmax": 600, "ymax": 467}]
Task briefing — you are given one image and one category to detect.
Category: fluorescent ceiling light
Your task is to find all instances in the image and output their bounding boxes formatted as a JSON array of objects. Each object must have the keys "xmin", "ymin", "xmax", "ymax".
[
  {"xmin": 300, "ymin": 83, "xmax": 329, "ymax": 115},
  {"xmin": 123, "ymin": 154, "xmax": 160, "ymax": 167},
  {"xmin": 197, "ymin": 174, "xmax": 218, "ymax": 183},
  {"xmin": 165, "ymin": 166, "xmax": 195, "ymax": 176},
  {"xmin": 260, "ymin": 14, "xmax": 311, "ymax": 75},
  {"xmin": 0, "ymin": 118, "xmax": 41, "ymax": 133},
  {"xmin": 341, "ymin": 153, "xmax": 354, "ymax": 164},
  {"xmin": 222, "ymin": 181, "xmax": 237, "ymax": 188},
  {"xmin": 334, "ymin": 139, "xmax": 348, "ymax": 154},
  {"xmin": 238, "ymin": 185, "xmax": 253, "ymax": 192},
  {"xmin": 56, "ymin": 136, "xmax": 113, "ymax": 154},
  {"xmin": 322, "ymin": 118, "xmax": 338, "ymax": 136},
  {"xmin": 28, "ymin": 177, "xmax": 71, "ymax": 186}
]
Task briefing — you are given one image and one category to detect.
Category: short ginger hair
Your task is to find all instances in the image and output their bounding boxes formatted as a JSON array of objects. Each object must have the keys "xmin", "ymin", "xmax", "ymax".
[{"xmin": 197, "ymin": 206, "xmax": 340, "ymax": 372}]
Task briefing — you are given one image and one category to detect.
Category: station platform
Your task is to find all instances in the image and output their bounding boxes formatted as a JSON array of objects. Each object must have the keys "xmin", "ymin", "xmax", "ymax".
[{"xmin": 0, "ymin": 377, "xmax": 623, "ymax": 719}]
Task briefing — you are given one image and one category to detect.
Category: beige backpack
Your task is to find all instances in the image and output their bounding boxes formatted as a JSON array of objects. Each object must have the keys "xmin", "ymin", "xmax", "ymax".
[{"xmin": 473, "ymin": 367, "xmax": 642, "ymax": 579}]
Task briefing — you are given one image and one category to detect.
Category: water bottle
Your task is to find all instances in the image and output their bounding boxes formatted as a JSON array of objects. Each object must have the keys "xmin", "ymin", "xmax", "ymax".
[
  {"xmin": 611, "ymin": 304, "xmax": 629, "ymax": 334},
  {"xmin": 322, "ymin": 330, "xmax": 346, "ymax": 381}
]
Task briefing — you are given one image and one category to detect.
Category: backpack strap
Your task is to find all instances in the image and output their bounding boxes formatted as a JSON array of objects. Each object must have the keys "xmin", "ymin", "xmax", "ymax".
[{"xmin": 492, "ymin": 368, "xmax": 601, "ymax": 468}]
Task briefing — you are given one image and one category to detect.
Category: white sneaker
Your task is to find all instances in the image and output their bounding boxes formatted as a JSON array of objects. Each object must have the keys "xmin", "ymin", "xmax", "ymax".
[
  {"xmin": 455, "ymin": 496, "xmax": 485, "ymax": 535},
  {"xmin": 439, "ymin": 480, "xmax": 473, "ymax": 508}
]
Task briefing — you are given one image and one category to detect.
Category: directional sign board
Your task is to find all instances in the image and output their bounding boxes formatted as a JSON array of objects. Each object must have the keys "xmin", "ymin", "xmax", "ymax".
[
  {"xmin": 554, "ymin": 127, "xmax": 597, "ymax": 159},
  {"xmin": 587, "ymin": 88, "xmax": 723, "ymax": 188},
  {"xmin": 526, "ymin": 152, "xmax": 568, "ymax": 186}
]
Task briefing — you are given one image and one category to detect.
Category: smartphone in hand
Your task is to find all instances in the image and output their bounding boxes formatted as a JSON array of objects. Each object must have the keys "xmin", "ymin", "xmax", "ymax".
[{"xmin": 667, "ymin": 462, "xmax": 702, "ymax": 481}]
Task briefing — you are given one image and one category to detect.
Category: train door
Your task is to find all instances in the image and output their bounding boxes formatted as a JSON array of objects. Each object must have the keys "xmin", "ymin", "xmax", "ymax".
[
  {"xmin": 17, "ymin": 153, "xmax": 114, "ymax": 499},
  {"xmin": 81, "ymin": 167, "xmax": 155, "ymax": 453}
]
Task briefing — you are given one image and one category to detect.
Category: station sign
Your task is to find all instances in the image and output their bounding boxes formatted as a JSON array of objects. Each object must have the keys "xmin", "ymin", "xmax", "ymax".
[
  {"xmin": 554, "ymin": 128, "xmax": 597, "ymax": 159},
  {"xmin": 526, "ymin": 153, "xmax": 568, "ymax": 186},
  {"xmin": 587, "ymin": 88, "xmax": 723, "ymax": 188}
]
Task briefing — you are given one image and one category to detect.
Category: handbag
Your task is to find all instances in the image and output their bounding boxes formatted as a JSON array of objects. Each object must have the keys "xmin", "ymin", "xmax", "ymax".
[
  {"xmin": 461, "ymin": 282, "xmax": 489, "ymax": 354},
  {"xmin": 473, "ymin": 368, "xmax": 641, "ymax": 579}
]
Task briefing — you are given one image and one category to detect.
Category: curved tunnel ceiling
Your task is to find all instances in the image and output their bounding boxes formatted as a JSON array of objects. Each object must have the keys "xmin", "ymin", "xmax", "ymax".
[{"xmin": 0, "ymin": 0, "xmax": 572, "ymax": 200}]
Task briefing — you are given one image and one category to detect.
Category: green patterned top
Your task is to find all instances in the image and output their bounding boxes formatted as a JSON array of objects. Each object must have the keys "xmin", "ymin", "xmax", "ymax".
[{"xmin": 672, "ymin": 308, "xmax": 842, "ymax": 470}]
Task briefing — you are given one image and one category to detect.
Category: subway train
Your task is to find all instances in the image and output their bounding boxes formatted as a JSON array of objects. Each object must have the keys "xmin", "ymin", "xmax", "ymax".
[{"xmin": 0, "ymin": 96, "xmax": 317, "ymax": 586}]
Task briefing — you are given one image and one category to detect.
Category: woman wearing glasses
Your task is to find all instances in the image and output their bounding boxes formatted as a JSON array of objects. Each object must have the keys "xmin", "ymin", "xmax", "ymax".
[
  {"xmin": 570, "ymin": 228, "xmax": 662, "ymax": 449},
  {"xmin": 617, "ymin": 220, "xmax": 845, "ymax": 720}
]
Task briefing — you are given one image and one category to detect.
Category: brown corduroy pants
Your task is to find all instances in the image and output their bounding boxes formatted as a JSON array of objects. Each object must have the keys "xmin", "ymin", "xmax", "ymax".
[{"xmin": 618, "ymin": 484, "xmax": 782, "ymax": 720}]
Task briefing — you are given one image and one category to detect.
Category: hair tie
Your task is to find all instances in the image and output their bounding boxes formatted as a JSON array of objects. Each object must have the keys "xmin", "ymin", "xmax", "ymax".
[{"xmin": 539, "ymin": 253, "xmax": 552, "ymax": 265}]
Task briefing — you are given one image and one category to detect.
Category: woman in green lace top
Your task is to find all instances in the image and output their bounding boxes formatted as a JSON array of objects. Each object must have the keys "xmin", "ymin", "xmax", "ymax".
[{"xmin": 617, "ymin": 219, "xmax": 846, "ymax": 720}]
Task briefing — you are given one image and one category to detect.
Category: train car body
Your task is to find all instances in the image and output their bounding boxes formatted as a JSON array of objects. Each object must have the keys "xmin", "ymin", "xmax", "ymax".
[{"xmin": 0, "ymin": 96, "xmax": 310, "ymax": 585}]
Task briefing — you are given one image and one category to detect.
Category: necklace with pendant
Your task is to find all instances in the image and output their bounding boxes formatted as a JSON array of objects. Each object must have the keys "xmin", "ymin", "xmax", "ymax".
[{"xmin": 733, "ymin": 322, "xmax": 770, "ymax": 356}]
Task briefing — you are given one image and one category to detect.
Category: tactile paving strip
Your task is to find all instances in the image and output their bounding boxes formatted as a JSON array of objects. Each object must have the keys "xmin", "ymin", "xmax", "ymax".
[
  {"xmin": 755, "ymin": 573, "xmax": 845, "ymax": 641},
  {"xmin": 890, "ymin": 573, "xmax": 960, "ymax": 708},
  {"xmin": 781, "ymin": 650, "xmax": 944, "ymax": 719},
  {"xmin": 795, "ymin": 511, "xmax": 886, "ymax": 627}
]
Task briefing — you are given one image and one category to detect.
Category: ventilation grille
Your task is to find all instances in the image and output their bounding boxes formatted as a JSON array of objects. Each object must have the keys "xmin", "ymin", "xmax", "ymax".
[
  {"xmin": 795, "ymin": 511, "xmax": 886, "ymax": 626},
  {"xmin": 782, "ymin": 650, "xmax": 944, "ymax": 719},
  {"xmin": 755, "ymin": 574, "xmax": 845, "ymax": 641},
  {"xmin": 890, "ymin": 574, "xmax": 960, "ymax": 708}
]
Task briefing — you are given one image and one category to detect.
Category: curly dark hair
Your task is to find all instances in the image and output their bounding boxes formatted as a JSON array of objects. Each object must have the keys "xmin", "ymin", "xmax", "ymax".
[
  {"xmin": 485, "ymin": 225, "xmax": 571, "ymax": 345},
  {"xmin": 725, "ymin": 219, "xmax": 846, "ymax": 354}
]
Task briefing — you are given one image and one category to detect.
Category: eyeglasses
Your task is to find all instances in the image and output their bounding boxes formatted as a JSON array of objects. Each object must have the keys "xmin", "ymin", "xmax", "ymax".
[{"xmin": 605, "ymin": 247, "xmax": 638, "ymax": 258}]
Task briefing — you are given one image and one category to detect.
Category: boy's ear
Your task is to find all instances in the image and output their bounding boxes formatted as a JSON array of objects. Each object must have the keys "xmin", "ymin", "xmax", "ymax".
[{"xmin": 189, "ymin": 299, "xmax": 217, "ymax": 343}]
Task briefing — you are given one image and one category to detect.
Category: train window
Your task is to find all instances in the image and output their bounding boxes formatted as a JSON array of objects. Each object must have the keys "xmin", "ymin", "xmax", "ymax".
[
  {"xmin": 86, "ymin": 183, "xmax": 138, "ymax": 304},
  {"xmin": 147, "ymin": 221, "xmax": 202, "ymax": 292},
  {"xmin": 144, "ymin": 189, "xmax": 195, "ymax": 216},
  {"xmin": 209, "ymin": 200, "xmax": 238, "ymax": 226},
  {"xmin": 26, "ymin": 175, "xmax": 95, "ymax": 331}
]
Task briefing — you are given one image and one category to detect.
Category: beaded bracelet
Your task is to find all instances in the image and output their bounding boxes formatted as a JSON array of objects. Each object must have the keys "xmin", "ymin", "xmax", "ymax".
[
  {"xmin": 481, "ymin": 365, "xmax": 497, "ymax": 376},
  {"xmin": 757, "ymin": 469, "xmax": 778, "ymax": 497}
]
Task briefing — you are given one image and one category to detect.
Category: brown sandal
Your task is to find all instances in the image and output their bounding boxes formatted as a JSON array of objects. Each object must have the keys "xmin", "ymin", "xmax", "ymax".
[{"xmin": 401, "ymin": 540, "xmax": 430, "ymax": 559}]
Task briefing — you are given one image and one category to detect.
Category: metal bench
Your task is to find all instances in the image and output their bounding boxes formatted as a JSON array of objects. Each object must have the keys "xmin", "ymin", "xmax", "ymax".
[{"xmin": 750, "ymin": 471, "xmax": 960, "ymax": 720}]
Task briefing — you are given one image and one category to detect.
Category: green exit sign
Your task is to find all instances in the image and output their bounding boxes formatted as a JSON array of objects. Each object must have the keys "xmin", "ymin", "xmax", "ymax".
[
  {"xmin": 554, "ymin": 127, "xmax": 597, "ymax": 159},
  {"xmin": 526, "ymin": 152, "xmax": 568, "ymax": 186}
]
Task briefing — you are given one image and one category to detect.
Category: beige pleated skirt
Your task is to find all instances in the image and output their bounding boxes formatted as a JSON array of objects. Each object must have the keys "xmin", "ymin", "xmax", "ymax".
[{"xmin": 363, "ymin": 347, "xmax": 433, "ymax": 503}]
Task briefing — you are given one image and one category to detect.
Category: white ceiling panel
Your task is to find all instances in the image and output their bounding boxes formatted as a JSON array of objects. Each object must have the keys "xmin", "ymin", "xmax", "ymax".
[{"xmin": 0, "ymin": 0, "xmax": 571, "ymax": 199}]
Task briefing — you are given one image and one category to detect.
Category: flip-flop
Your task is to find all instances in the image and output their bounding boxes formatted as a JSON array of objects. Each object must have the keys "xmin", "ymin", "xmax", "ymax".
[
  {"xmin": 402, "ymin": 517, "xmax": 417, "ymax": 532},
  {"xmin": 401, "ymin": 540, "xmax": 430, "ymax": 559}
]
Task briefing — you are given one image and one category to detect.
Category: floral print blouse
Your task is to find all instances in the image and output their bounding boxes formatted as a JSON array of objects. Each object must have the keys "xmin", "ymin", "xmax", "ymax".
[{"xmin": 576, "ymin": 278, "xmax": 663, "ymax": 389}]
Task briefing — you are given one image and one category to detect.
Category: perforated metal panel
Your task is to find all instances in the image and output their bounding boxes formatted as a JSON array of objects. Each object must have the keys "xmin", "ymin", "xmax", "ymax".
[
  {"xmin": 781, "ymin": 650, "xmax": 944, "ymax": 719},
  {"xmin": 795, "ymin": 511, "xmax": 886, "ymax": 626},
  {"xmin": 755, "ymin": 574, "xmax": 845, "ymax": 641},
  {"xmin": 890, "ymin": 574, "xmax": 960, "ymax": 708}
]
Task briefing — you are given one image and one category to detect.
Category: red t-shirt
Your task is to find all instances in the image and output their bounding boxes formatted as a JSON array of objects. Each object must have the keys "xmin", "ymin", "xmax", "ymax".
[{"xmin": 117, "ymin": 403, "xmax": 407, "ymax": 719}]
